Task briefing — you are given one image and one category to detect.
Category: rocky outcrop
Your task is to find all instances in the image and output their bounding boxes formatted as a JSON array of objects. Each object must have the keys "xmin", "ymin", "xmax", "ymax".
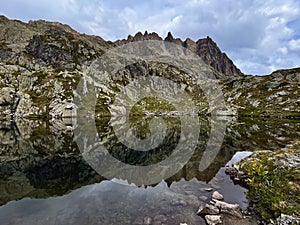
[
  {"xmin": 195, "ymin": 36, "xmax": 243, "ymax": 77},
  {"xmin": 197, "ymin": 189, "xmax": 255, "ymax": 225},
  {"xmin": 164, "ymin": 31, "xmax": 184, "ymax": 46}
]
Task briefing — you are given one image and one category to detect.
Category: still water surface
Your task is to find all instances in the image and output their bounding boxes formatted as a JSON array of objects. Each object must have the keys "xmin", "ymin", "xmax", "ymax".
[{"xmin": 0, "ymin": 116, "xmax": 299, "ymax": 224}]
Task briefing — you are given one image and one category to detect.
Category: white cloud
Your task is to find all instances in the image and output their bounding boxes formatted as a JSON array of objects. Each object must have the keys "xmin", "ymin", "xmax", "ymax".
[
  {"xmin": 289, "ymin": 39, "xmax": 300, "ymax": 51},
  {"xmin": 278, "ymin": 47, "xmax": 288, "ymax": 55}
]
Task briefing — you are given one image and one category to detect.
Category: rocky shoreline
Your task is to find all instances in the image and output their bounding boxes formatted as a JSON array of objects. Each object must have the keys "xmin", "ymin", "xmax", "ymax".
[
  {"xmin": 196, "ymin": 190, "xmax": 259, "ymax": 225},
  {"xmin": 225, "ymin": 139, "xmax": 300, "ymax": 225}
]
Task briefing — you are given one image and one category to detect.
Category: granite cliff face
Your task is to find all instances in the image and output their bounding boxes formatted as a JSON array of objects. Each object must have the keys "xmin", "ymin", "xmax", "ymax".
[{"xmin": 0, "ymin": 15, "xmax": 299, "ymax": 119}]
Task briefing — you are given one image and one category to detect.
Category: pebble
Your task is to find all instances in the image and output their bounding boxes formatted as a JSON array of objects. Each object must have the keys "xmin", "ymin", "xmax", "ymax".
[
  {"xmin": 204, "ymin": 188, "xmax": 213, "ymax": 192},
  {"xmin": 143, "ymin": 216, "xmax": 152, "ymax": 225},
  {"xmin": 212, "ymin": 191, "xmax": 224, "ymax": 200}
]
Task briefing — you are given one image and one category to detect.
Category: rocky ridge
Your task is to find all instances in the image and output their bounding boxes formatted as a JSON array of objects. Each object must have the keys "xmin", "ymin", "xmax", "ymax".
[{"xmin": 115, "ymin": 31, "xmax": 243, "ymax": 77}]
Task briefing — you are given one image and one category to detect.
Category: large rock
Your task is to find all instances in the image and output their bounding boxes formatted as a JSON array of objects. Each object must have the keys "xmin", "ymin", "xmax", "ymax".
[
  {"xmin": 212, "ymin": 199, "xmax": 243, "ymax": 218},
  {"xmin": 205, "ymin": 215, "xmax": 222, "ymax": 225}
]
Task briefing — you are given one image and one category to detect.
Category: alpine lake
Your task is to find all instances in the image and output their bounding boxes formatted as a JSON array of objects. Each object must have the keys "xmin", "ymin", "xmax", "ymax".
[{"xmin": 0, "ymin": 115, "xmax": 299, "ymax": 225}]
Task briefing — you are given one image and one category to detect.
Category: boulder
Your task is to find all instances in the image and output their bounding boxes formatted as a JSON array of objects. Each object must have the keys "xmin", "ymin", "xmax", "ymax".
[
  {"xmin": 205, "ymin": 215, "xmax": 222, "ymax": 225},
  {"xmin": 212, "ymin": 199, "xmax": 243, "ymax": 218}
]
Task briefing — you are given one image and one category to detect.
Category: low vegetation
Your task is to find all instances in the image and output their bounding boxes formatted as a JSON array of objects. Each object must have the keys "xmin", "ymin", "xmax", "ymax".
[{"xmin": 239, "ymin": 140, "xmax": 300, "ymax": 222}]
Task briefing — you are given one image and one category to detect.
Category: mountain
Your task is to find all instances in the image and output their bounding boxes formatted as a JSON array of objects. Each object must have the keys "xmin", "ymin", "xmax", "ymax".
[
  {"xmin": 0, "ymin": 15, "xmax": 240, "ymax": 76},
  {"xmin": 115, "ymin": 31, "xmax": 243, "ymax": 77},
  {"xmin": 0, "ymin": 15, "xmax": 299, "ymax": 120}
]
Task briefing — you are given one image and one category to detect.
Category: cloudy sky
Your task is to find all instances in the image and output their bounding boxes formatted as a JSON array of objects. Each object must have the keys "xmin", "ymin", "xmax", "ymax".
[{"xmin": 1, "ymin": 0, "xmax": 299, "ymax": 75}]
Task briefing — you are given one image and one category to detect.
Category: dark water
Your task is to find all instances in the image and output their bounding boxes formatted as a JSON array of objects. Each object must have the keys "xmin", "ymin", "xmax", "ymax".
[{"xmin": 0, "ymin": 116, "xmax": 299, "ymax": 225}]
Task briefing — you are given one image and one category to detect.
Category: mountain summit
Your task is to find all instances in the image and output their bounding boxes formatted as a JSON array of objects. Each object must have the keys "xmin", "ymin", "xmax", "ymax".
[{"xmin": 115, "ymin": 31, "xmax": 243, "ymax": 77}]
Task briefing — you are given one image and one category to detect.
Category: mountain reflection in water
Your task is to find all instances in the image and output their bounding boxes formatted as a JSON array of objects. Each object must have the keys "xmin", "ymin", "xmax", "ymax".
[{"xmin": 0, "ymin": 116, "xmax": 299, "ymax": 225}]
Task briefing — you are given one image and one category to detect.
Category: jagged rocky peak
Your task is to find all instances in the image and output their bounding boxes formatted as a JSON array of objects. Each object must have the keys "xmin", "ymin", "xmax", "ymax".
[
  {"xmin": 163, "ymin": 32, "xmax": 243, "ymax": 77},
  {"xmin": 167, "ymin": 35, "xmax": 243, "ymax": 76},
  {"xmin": 0, "ymin": 14, "xmax": 243, "ymax": 77},
  {"xmin": 132, "ymin": 31, "xmax": 162, "ymax": 41},
  {"xmin": 183, "ymin": 38, "xmax": 197, "ymax": 52},
  {"xmin": 164, "ymin": 31, "xmax": 174, "ymax": 42},
  {"xmin": 164, "ymin": 31, "xmax": 183, "ymax": 45},
  {"xmin": 195, "ymin": 36, "xmax": 243, "ymax": 76},
  {"xmin": 115, "ymin": 31, "xmax": 162, "ymax": 45},
  {"xmin": 116, "ymin": 31, "xmax": 242, "ymax": 77},
  {"xmin": 163, "ymin": 33, "xmax": 243, "ymax": 76}
]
